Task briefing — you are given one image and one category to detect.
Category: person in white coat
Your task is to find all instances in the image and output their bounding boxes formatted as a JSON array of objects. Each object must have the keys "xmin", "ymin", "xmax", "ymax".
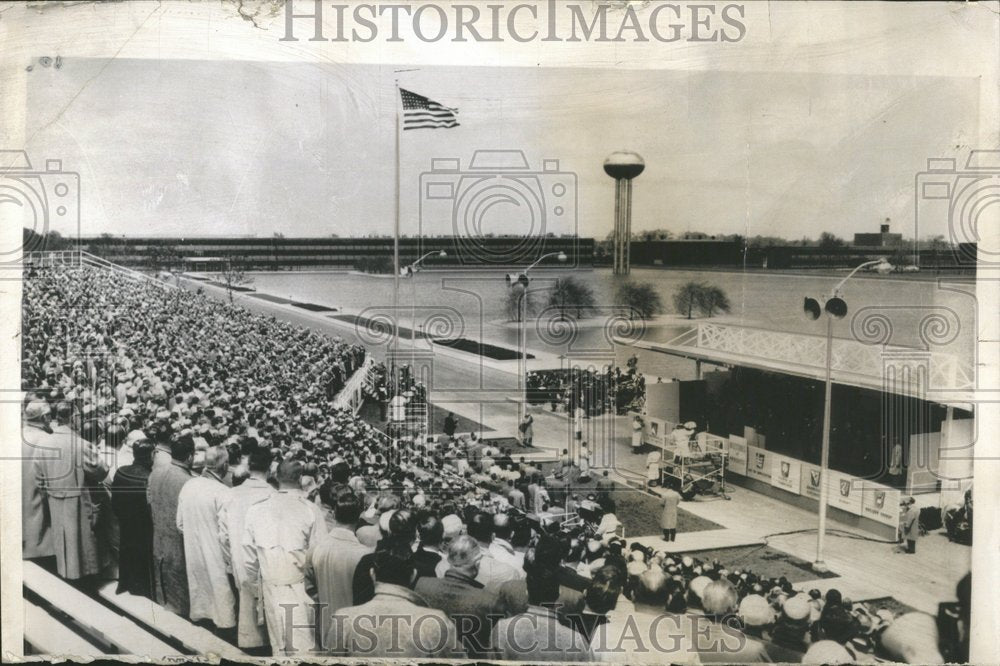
[
  {"xmin": 218, "ymin": 446, "xmax": 276, "ymax": 649},
  {"xmin": 646, "ymin": 451, "xmax": 662, "ymax": 488},
  {"xmin": 176, "ymin": 446, "xmax": 237, "ymax": 631},
  {"xmin": 243, "ymin": 460, "xmax": 327, "ymax": 656},
  {"xmin": 631, "ymin": 415, "xmax": 644, "ymax": 454}
]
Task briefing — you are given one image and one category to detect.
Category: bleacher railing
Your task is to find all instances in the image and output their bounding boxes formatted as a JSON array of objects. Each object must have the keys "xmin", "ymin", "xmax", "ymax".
[
  {"xmin": 333, "ymin": 356, "xmax": 375, "ymax": 414},
  {"xmin": 25, "ymin": 251, "xmax": 177, "ymax": 291}
]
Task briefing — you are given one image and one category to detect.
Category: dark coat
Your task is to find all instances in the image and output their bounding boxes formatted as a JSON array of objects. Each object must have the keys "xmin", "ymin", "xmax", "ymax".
[
  {"xmin": 414, "ymin": 569, "xmax": 504, "ymax": 657},
  {"xmin": 413, "ymin": 546, "xmax": 443, "ymax": 581},
  {"xmin": 111, "ymin": 463, "xmax": 155, "ymax": 597},
  {"xmin": 496, "ymin": 577, "xmax": 585, "ymax": 618},
  {"xmin": 147, "ymin": 460, "xmax": 194, "ymax": 615}
]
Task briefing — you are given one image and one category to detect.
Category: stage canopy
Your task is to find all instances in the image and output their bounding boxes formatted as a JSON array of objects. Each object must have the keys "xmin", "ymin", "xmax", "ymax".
[{"xmin": 624, "ymin": 322, "xmax": 976, "ymax": 410}]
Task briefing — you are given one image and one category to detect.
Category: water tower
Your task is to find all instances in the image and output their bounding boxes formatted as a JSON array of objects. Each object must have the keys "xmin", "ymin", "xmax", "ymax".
[{"xmin": 604, "ymin": 151, "xmax": 645, "ymax": 275}]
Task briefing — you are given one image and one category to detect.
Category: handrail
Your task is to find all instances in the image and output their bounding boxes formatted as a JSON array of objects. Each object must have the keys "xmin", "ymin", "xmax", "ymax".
[
  {"xmin": 333, "ymin": 356, "xmax": 375, "ymax": 413},
  {"xmin": 25, "ymin": 250, "xmax": 178, "ymax": 291},
  {"xmin": 80, "ymin": 251, "xmax": 176, "ymax": 290}
]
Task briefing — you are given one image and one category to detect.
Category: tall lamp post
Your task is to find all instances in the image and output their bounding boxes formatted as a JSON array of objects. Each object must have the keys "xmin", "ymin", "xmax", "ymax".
[
  {"xmin": 505, "ymin": 251, "xmax": 568, "ymax": 418},
  {"xmin": 402, "ymin": 249, "xmax": 447, "ymax": 350},
  {"xmin": 804, "ymin": 257, "xmax": 894, "ymax": 573}
]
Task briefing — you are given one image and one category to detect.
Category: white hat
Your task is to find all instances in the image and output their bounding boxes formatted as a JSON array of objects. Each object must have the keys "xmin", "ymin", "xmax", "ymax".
[
  {"xmin": 802, "ymin": 641, "xmax": 853, "ymax": 665},
  {"xmin": 689, "ymin": 575, "xmax": 712, "ymax": 600}
]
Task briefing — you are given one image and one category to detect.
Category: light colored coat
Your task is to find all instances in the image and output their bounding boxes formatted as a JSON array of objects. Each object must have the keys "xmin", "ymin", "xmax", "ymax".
[
  {"xmin": 327, "ymin": 583, "xmax": 464, "ymax": 658},
  {"xmin": 243, "ymin": 490, "xmax": 327, "ymax": 656},
  {"xmin": 33, "ymin": 424, "xmax": 108, "ymax": 579},
  {"xmin": 311, "ymin": 527, "xmax": 372, "ymax": 628},
  {"xmin": 661, "ymin": 488, "xmax": 681, "ymax": 530},
  {"xmin": 22, "ymin": 422, "xmax": 54, "ymax": 559},
  {"xmin": 218, "ymin": 477, "xmax": 275, "ymax": 647},
  {"xmin": 901, "ymin": 505, "xmax": 921, "ymax": 541},
  {"xmin": 475, "ymin": 547, "xmax": 521, "ymax": 591},
  {"xmin": 177, "ymin": 472, "xmax": 237, "ymax": 628}
]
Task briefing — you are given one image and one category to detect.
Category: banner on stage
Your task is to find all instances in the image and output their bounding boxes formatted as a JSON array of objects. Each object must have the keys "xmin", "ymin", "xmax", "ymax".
[
  {"xmin": 770, "ymin": 453, "xmax": 801, "ymax": 495},
  {"xmin": 827, "ymin": 469, "xmax": 864, "ymax": 516},
  {"xmin": 861, "ymin": 481, "xmax": 901, "ymax": 529},
  {"xmin": 727, "ymin": 435, "xmax": 748, "ymax": 476},
  {"xmin": 746, "ymin": 445, "xmax": 771, "ymax": 483},
  {"xmin": 644, "ymin": 417, "xmax": 668, "ymax": 449}
]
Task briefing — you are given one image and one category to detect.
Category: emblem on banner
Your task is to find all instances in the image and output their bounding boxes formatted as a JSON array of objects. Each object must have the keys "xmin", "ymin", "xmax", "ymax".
[
  {"xmin": 875, "ymin": 491, "xmax": 886, "ymax": 509},
  {"xmin": 781, "ymin": 461, "xmax": 790, "ymax": 478},
  {"xmin": 810, "ymin": 470, "xmax": 821, "ymax": 487},
  {"xmin": 755, "ymin": 453, "xmax": 765, "ymax": 469},
  {"xmin": 840, "ymin": 479, "xmax": 851, "ymax": 497}
]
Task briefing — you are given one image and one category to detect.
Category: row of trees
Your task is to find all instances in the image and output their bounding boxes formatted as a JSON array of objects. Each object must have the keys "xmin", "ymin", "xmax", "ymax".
[{"xmin": 503, "ymin": 277, "xmax": 730, "ymax": 322}]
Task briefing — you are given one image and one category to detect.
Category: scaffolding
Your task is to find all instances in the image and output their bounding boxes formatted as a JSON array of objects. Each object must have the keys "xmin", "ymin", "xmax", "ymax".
[{"xmin": 655, "ymin": 425, "xmax": 731, "ymax": 499}]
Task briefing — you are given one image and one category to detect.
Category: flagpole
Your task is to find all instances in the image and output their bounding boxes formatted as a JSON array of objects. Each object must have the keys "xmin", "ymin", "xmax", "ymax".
[{"xmin": 393, "ymin": 80, "xmax": 401, "ymax": 395}]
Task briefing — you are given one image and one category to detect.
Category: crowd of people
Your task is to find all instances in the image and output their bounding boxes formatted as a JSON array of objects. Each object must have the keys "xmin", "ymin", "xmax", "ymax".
[
  {"xmin": 19, "ymin": 265, "xmax": 969, "ymax": 662},
  {"xmin": 526, "ymin": 356, "xmax": 646, "ymax": 418}
]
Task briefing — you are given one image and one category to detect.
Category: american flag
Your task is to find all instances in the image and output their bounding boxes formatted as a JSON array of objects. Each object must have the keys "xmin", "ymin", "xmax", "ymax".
[{"xmin": 400, "ymin": 88, "xmax": 459, "ymax": 130}]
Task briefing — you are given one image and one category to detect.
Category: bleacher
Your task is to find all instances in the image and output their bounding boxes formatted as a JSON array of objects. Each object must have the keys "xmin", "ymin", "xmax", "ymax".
[{"xmin": 22, "ymin": 561, "xmax": 245, "ymax": 658}]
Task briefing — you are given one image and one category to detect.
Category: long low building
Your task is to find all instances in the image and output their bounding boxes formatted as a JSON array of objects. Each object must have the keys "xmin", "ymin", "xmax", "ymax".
[{"xmin": 78, "ymin": 235, "xmax": 594, "ymax": 270}]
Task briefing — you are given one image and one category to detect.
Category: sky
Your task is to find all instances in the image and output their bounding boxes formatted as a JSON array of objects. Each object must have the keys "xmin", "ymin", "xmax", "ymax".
[{"xmin": 21, "ymin": 56, "xmax": 982, "ymax": 242}]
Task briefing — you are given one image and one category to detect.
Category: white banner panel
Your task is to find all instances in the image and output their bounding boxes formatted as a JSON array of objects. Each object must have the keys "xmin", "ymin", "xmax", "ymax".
[
  {"xmin": 861, "ymin": 481, "xmax": 901, "ymax": 529},
  {"xmin": 827, "ymin": 469, "xmax": 864, "ymax": 515},
  {"xmin": 801, "ymin": 463, "xmax": 823, "ymax": 501},
  {"xmin": 770, "ymin": 453, "xmax": 801, "ymax": 495},
  {"xmin": 645, "ymin": 418, "xmax": 668, "ymax": 449},
  {"xmin": 746, "ymin": 446, "xmax": 771, "ymax": 483},
  {"xmin": 727, "ymin": 436, "xmax": 748, "ymax": 476}
]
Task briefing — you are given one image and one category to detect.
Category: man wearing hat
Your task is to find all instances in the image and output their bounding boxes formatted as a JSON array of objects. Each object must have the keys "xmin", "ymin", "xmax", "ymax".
[
  {"xmin": 22, "ymin": 400, "xmax": 54, "ymax": 560},
  {"xmin": 34, "ymin": 401, "xmax": 109, "ymax": 580},
  {"xmin": 111, "ymin": 440, "xmax": 157, "ymax": 598}
]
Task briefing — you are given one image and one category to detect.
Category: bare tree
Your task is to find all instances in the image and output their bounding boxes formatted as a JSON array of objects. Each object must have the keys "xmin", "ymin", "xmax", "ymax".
[{"xmin": 221, "ymin": 256, "xmax": 253, "ymax": 303}]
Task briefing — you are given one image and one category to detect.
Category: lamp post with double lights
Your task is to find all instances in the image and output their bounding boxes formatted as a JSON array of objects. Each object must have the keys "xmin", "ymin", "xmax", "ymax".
[
  {"xmin": 804, "ymin": 257, "xmax": 894, "ymax": 573},
  {"xmin": 505, "ymin": 251, "xmax": 568, "ymax": 418}
]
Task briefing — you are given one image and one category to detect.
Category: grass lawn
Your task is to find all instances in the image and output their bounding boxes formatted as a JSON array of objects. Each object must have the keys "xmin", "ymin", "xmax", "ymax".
[{"xmin": 679, "ymin": 544, "xmax": 839, "ymax": 582}]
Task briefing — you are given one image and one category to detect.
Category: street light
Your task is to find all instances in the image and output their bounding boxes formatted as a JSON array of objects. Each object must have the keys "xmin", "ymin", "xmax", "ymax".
[
  {"xmin": 505, "ymin": 251, "xmax": 567, "ymax": 418},
  {"xmin": 805, "ymin": 258, "xmax": 893, "ymax": 572},
  {"xmin": 403, "ymin": 249, "xmax": 447, "ymax": 355}
]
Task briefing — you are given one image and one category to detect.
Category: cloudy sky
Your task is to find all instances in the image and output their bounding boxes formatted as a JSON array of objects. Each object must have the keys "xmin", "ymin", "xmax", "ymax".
[{"xmin": 19, "ymin": 6, "xmax": 989, "ymax": 242}]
